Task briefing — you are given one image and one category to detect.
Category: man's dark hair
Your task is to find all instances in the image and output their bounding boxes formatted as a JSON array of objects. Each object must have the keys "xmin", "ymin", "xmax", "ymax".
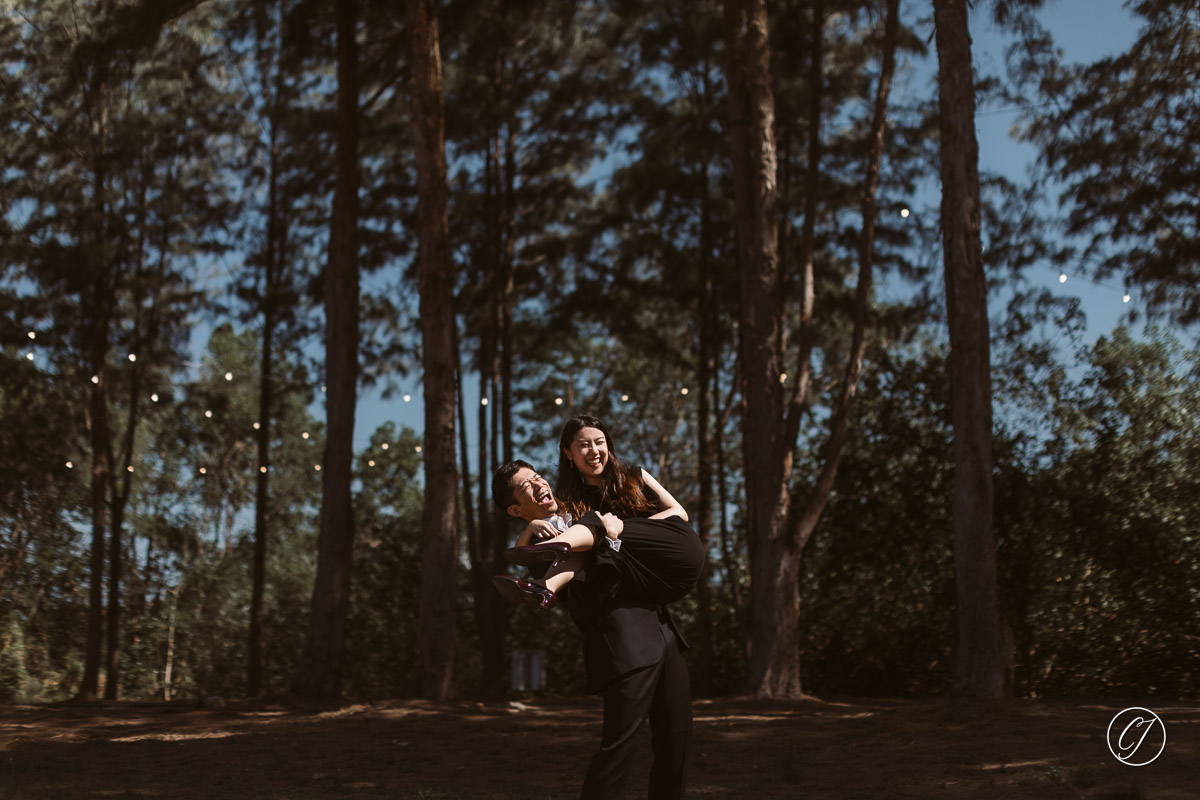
[{"xmin": 492, "ymin": 459, "xmax": 535, "ymax": 510}]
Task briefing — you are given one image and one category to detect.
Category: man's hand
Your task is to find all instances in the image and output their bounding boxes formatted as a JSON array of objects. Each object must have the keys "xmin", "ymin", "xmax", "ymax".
[{"xmin": 600, "ymin": 513, "xmax": 623, "ymax": 540}]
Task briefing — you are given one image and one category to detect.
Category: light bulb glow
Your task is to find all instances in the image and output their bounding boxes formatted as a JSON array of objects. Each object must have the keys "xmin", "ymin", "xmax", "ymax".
[
  {"xmin": 253, "ymin": 422, "xmax": 260, "ymax": 430},
  {"xmin": 205, "ymin": 410, "xmax": 213, "ymax": 418},
  {"xmin": 91, "ymin": 375, "xmax": 99, "ymax": 384},
  {"xmin": 1058, "ymin": 273, "xmax": 1067, "ymax": 284},
  {"xmin": 302, "ymin": 432, "xmax": 310, "ymax": 440},
  {"xmin": 381, "ymin": 443, "xmax": 389, "ymax": 450},
  {"xmin": 900, "ymin": 208, "xmax": 910, "ymax": 218},
  {"xmin": 126, "ymin": 465, "xmax": 134, "ymax": 473},
  {"xmin": 554, "ymin": 397, "xmax": 563, "ymax": 406},
  {"xmin": 65, "ymin": 461, "xmax": 73, "ymax": 469},
  {"xmin": 621, "ymin": 394, "xmax": 629, "ymax": 402},
  {"xmin": 314, "ymin": 464, "xmax": 321, "ymax": 471},
  {"xmin": 224, "ymin": 372, "xmax": 233, "ymax": 381},
  {"xmin": 25, "ymin": 353, "xmax": 34, "ymax": 361},
  {"xmin": 260, "ymin": 466, "xmax": 267, "ymax": 473},
  {"xmin": 128, "ymin": 353, "xmax": 137, "ymax": 362},
  {"xmin": 368, "ymin": 460, "xmax": 376, "ymax": 467},
  {"xmin": 151, "ymin": 393, "xmax": 159, "ymax": 402},
  {"xmin": 199, "ymin": 467, "xmax": 207, "ymax": 475},
  {"xmin": 415, "ymin": 446, "xmax": 423, "ymax": 453},
  {"xmin": 1123, "ymin": 293, "xmax": 1131, "ymax": 303},
  {"xmin": 481, "ymin": 398, "xmax": 489, "ymax": 406},
  {"xmin": 27, "ymin": 331, "xmax": 35, "ymax": 340},
  {"xmin": 403, "ymin": 394, "xmax": 411, "ymax": 402},
  {"xmin": 680, "ymin": 387, "xmax": 689, "ymax": 396}
]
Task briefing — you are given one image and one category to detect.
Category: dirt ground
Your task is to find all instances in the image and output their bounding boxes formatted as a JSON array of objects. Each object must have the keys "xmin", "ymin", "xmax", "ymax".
[{"xmin": 0, "ymin": 695, "xmax": 1195, "ymax": 799}]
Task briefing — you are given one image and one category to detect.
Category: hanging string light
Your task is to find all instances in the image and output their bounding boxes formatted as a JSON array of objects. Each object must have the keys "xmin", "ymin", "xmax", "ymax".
[
  {"xmin": 128, "ymin": 353, "xmax": 137, "ymax": 362},
  {"xmin": 680, "ymin": 387, "xmax": 689, "ymax": 396},
  {"xmin": 224, "ymin": 372, "xmax": 233, "ymax": 381},
  {"xmin": 403, "ymin": 394, "xmax": 412, "ymax": 402},
  {"xmin": 381, "ymin": 443, "xmax": 389, "ymax": 450},
  {"xmin": 481, "ymin": 397, "xmax": 489, "ymax": 406},
  {"xmin": 554, "ymin": 397, "xmax": 563, "ymax": 406},
  {"xmin": 27, "ymin": 331, "xmax": 36, "ymax": 340}
]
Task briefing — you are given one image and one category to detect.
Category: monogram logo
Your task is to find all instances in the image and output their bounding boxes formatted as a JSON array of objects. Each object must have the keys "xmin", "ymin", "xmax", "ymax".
[{"xmin": 1106, "ymin": 707, "xmax": 1166, "ymax": 767}]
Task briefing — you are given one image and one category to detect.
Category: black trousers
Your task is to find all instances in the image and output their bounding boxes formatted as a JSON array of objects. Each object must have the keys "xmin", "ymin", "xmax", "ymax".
[
  {"xmin": 580, "ymin": 626, "xmax": 692, "ymax": 800},
  {"xmin": 580, "ymin": 513, "xmax": 706, "ymax": 606}
]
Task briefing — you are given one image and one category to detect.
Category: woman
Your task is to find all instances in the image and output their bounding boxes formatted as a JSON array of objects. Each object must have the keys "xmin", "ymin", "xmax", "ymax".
[{"xmin": 493, "ymin": 415, "xmax": 705, "ymax": 609}]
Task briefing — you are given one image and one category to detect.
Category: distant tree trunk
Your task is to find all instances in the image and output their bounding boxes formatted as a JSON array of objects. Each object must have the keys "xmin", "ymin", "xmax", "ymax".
[
  {"xmin": 295, "ymin": 0, "xmax": 360, "ymax": 698},
  {"xmin": 693, "ymin": 159, "xmax": 716, "ymax": 696},
  {"xmin": 786, "ymin": 0, "xmax": 898, "ymax": 548},
  {"xmin": 932, "ymin": 0, "xmax": 1009, "ymax": 699},
  {"xmin": 80, "ymin": 80, "xmax": 111, "ymax": 703},
  {"xmin": 407, "ymin": 0, "xmax": 459, "ymax": 701},
  {"xmin": 248, "ymin": 48, "xmax": 282, "ymax": 695}
]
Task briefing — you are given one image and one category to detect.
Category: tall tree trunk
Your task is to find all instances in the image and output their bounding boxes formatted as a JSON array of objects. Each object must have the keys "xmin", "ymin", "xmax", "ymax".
[
  {"xmin": 693, "ymin": 159, "xmax": 715, "ymax": 696},
  {"xmin": 295, "ymin": 0, "xmax": 360, "ymax": 698},
  {"xmin": 724, "ymin": 0, "xmax": 795, "ymax": 699},
  {"xmin": 932, "ymin": 0, "xmax": 1009, "ymax": 699},
  {"xmin": 407, "ymin": 0, "xmax": 459, "ymax": 701},
  {"xmin": 80, "ymin": 79, "xmax": 111, "ymax": 702},
  {"xmin": 249, "ymin": 8, "xmax": 286, "ymax": 696},
  {"xmin": 788, "ymin": 0, "xmax": 898, "ymax": 543}
]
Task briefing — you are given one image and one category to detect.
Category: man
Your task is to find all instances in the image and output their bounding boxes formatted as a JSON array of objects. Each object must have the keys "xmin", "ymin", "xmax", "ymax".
[{"xmin": 493, "ymin": 460, "xmax": 692, "ymax": 800}]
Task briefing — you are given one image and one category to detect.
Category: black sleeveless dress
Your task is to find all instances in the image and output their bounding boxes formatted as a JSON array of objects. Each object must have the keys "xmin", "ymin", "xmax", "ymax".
[{"xmin": 578, "ymin": 473, "xmax": 705, "ymax": 605}]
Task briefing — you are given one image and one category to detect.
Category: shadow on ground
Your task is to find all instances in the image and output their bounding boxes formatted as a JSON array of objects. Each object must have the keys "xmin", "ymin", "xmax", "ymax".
[{"xmin": 1, "ymin": 696, "xmax": 1195, "ymax": 798}]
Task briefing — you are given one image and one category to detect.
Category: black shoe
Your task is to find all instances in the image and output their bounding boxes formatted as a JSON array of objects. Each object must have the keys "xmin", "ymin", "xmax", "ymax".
[
  {"xmin": 504, "ymin": 540, "xmax": 572, "ymax": 570},
  {"xmin": 492, "ymin": 575, "xmax": 557, "ymax": 609}
]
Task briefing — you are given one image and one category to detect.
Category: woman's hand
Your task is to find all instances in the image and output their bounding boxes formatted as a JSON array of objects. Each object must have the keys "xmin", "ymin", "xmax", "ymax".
[{"xmin": 516, "ymin": 518, "xmax": 559, "ymax": 546}]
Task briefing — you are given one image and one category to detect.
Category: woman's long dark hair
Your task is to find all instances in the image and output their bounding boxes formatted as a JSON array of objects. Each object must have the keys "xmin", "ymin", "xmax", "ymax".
[{"xmin": 555, "ymin": 415, "xmax": 657, "ymax": 520}]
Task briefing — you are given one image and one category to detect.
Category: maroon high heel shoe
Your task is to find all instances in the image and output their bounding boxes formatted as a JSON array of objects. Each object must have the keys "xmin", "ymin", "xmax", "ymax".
[
  {"xmin": 492, "ymin": 575, "xmax": 557, "ymax": 609},
  {"xmin": 504, "ymin": 540, "xmax": 573, "ymax": 570}
]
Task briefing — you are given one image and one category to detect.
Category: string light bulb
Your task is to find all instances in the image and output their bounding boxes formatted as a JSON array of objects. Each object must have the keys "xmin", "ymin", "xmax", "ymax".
[
  {"xmin": 91, "ymin": 375, "xmax": 99, "ymax": 384},
  {"xmin": 128, "ymin": 353, "xmax": 137, "ymax": 362},
  {"xmin": 314, "ymin": 464, "xmax": 321, "ymax": 471},
  {"xmin": 900, "ymin": 208, "xmax": 910, "ymax": 218},
  {"xmin": 780, "ymin": 372, "xmax": 788, "ymax": 384},
  {"xmin": 381, "ymin": 443, "xmax": 389, "ymax": 450},
  {"xmin": 224, "ymin": 372, "xmax": 233, "ymax": 381},
  {"xmin": 481, "ymin": 398, "xmax": 489, "ymax": 406},
  {"xmin": 199, "ymin": 467, "xmax": 207, "ymax": 475},
  {"xmin": 25, "ymin": 353, "xmax": 33, "ymax": 361},
  {"xmin": 680, "ymin": 387, "xmax": 689, "ymax": 396},
  {"xmin": 151, "ymin": 393, "xmax": 159, "ymax": 403},
  {"xmin": 415, "ymin": 445, "xmax": 423, "ymax": 453},
  {"xmin": 27, "ymin": 331, "xmax": 35, "ymax": 340},
  {"xmin": 65, "ymin": 461, "xmax": 73, "ymax": 469},
  {"xmin": 253, "ymin": 422, "xmax": 260, "ymax": 430},
  {"xmin": 1123, "ymin": 291, "xmax": 1131, "ymax": 304},
  {"xmin": 259, "ymin": 466, "xmax": 267, "ymax": 473},
  {"xmin": 126, "ymin": 465, "xmax": 134, "ymax": 473},
  {"xmin": 554, "ymin": 397, "xmax": 563, "ymax": 406},
  {"xmin": 302, "ymin": 432, "xmax": 310, "ymax": 440},
  {"xmin": 1058, "ymin": 272, "xmax": 1067, "ymax": 284},
  {"xmin": 320, "ymin": 385, "xmax": 327, "ymax": 393},
  {"xmin": 368, "ymin": 460, "xmax": 376, "ymax": 467},
  {"xmin": 204, "ymin": 410, "xmax": 213, "ymax": 418},
  {"xmin": 403, "ymin": 394, "xmax": 411, "ymax": 403},
  {"xmin": 621, "ymin": 394, "xmax": 629, "ymax": 402}
]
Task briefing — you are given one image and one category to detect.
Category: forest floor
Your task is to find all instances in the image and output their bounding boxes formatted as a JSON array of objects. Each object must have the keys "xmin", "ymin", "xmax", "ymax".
[{"xmin": 0, "ymin": 695, "xmax": 1195, "ymax": 799}]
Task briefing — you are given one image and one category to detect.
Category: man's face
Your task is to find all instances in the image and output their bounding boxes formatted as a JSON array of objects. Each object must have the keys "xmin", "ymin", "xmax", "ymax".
[{"xmin": 507, "ymin": 467, "xmax": 558, "ymax": 521}]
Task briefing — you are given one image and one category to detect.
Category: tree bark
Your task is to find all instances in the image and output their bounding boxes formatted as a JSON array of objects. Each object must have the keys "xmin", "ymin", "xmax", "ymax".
[
  {"xmin": 724, "ymin": 0, "xmax": 797, "ymax": 699},
  {"xmin": 407, "ymin": 0, "xmax": 459, "ymax": 701},
  {"xmin": 295, "ymin": 0, "xmax": 360, "ymax": 698},
  {"xmin": 932, "ymin": 0, "xmax": 1009, "ymax": 699},
  {"xmin": 79, "ymin": 78, "xmax": 111, "ymax": 702}
]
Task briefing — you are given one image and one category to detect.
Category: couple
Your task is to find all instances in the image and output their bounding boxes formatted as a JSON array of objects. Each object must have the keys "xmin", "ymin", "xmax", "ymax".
[{"xmin": 492, "ymin": 415, "xmax": 705, "ymax": 800}]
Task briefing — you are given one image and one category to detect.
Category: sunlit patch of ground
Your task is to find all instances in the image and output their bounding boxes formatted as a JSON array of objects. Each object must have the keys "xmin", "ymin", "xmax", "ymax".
[{"xmin": 0, "ymin": 696, "xmax": 1194, "ymax": 798}]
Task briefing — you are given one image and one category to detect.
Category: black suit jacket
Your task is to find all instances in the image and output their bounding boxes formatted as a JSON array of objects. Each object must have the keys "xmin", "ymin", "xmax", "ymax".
[{"xmin": 561, "ymin": 553, "xmax": 688, "ymax": 695}]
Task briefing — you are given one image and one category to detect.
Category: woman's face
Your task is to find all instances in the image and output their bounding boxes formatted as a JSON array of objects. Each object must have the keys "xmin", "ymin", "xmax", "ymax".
[{"xmin": 565, "ymin": 426, "xmax": 609, "ymax": 486}]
